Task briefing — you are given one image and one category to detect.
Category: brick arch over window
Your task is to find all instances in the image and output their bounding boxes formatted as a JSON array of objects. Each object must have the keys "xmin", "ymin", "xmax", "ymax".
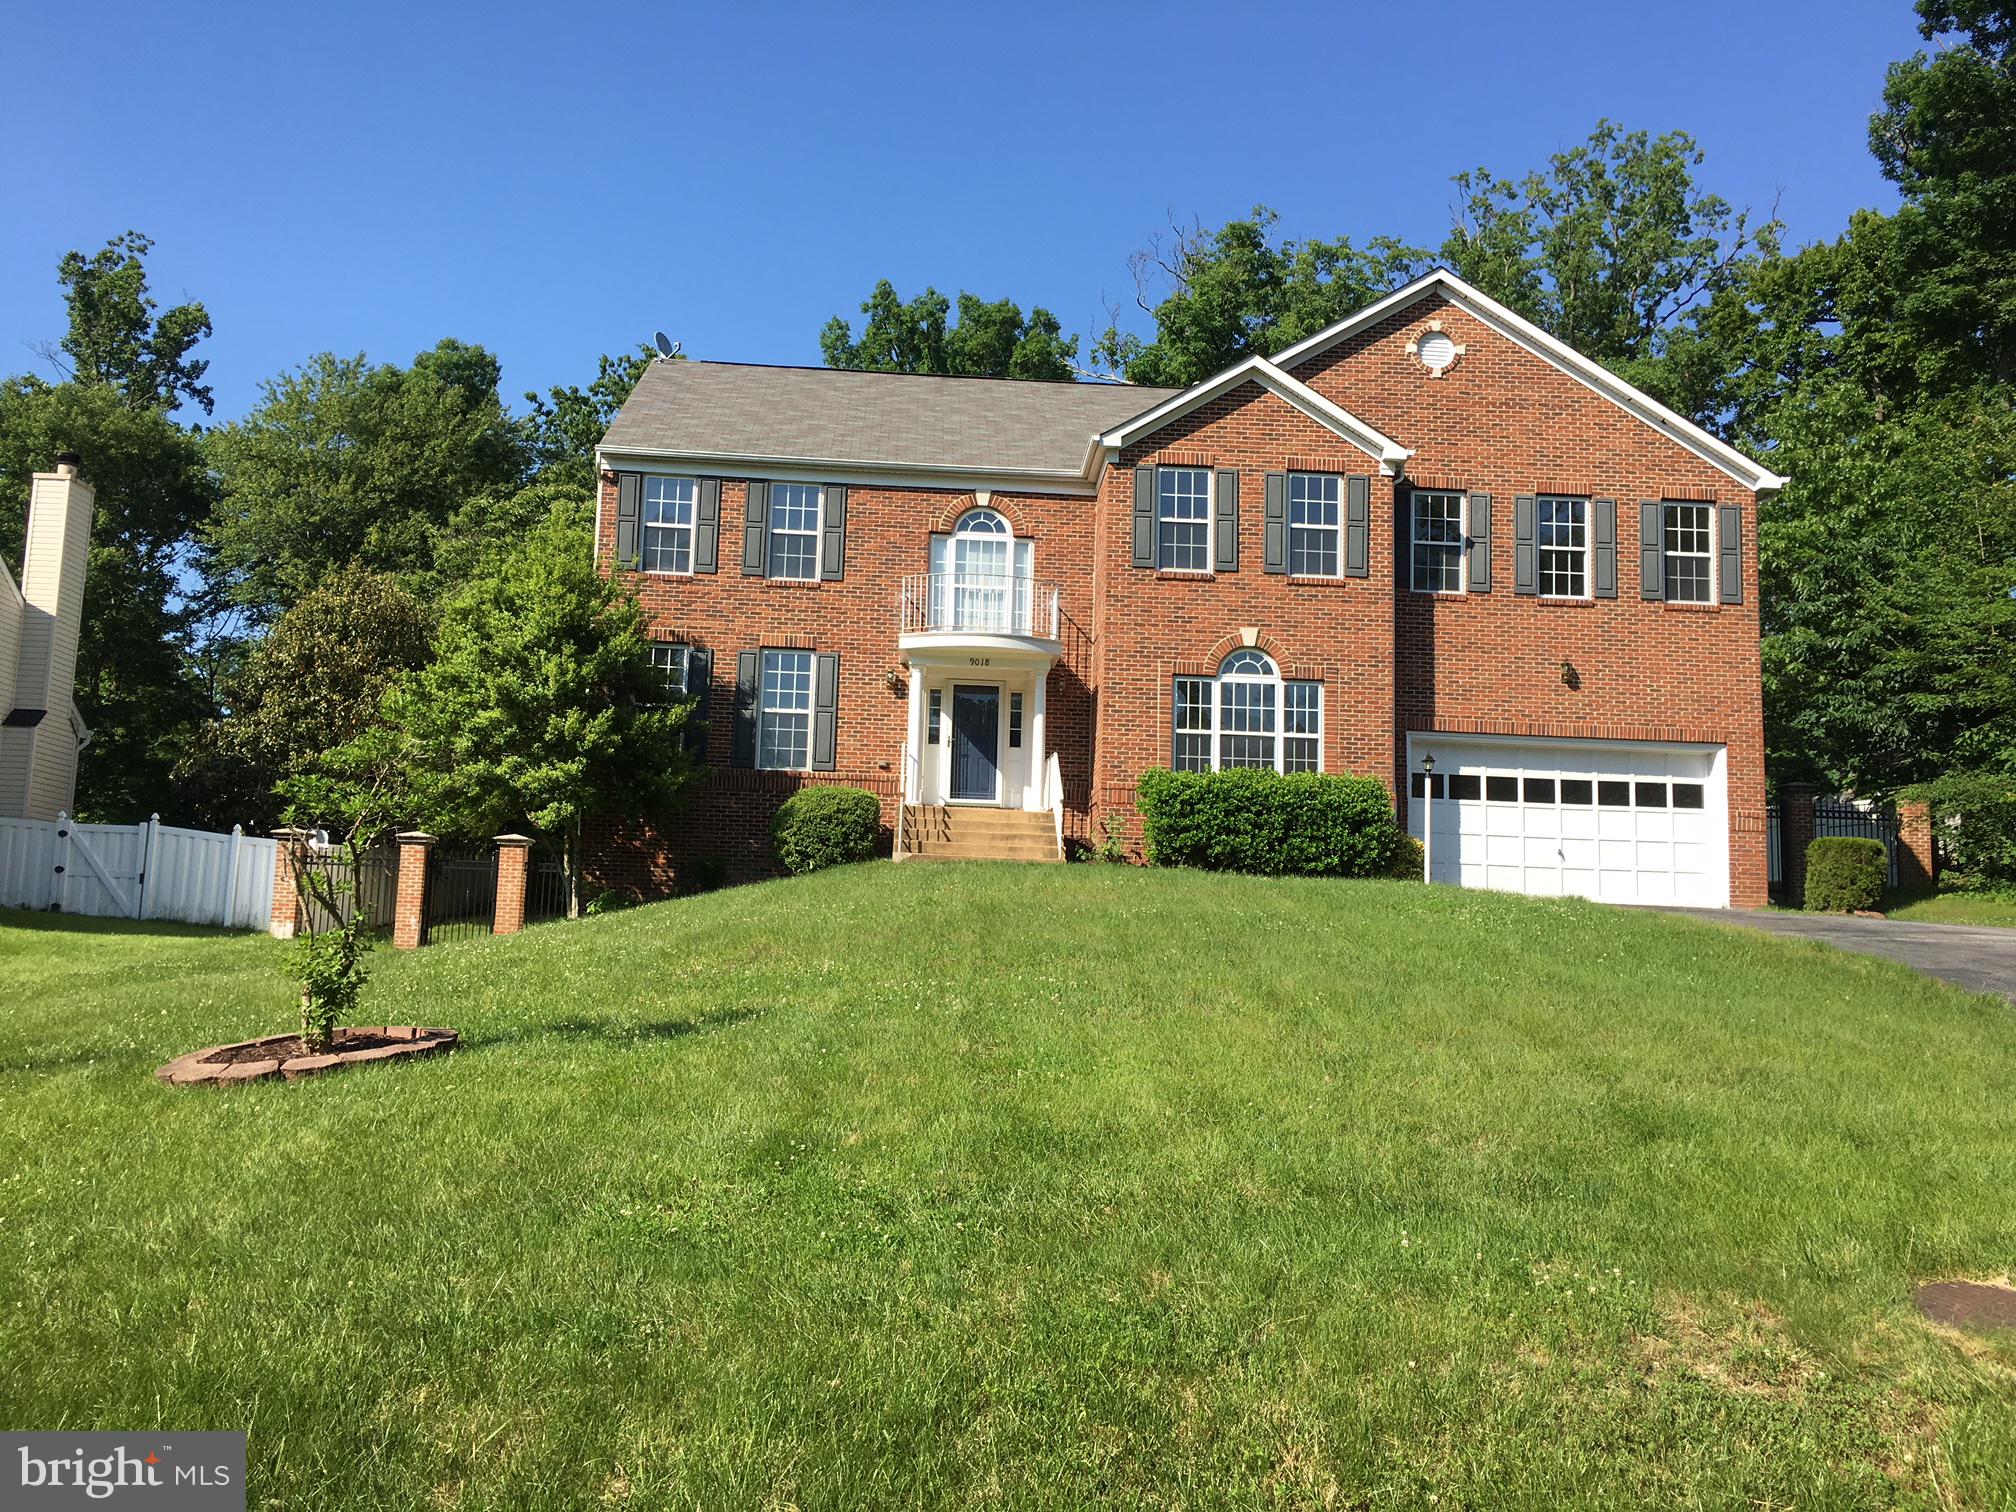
[
  {"xmin": 1175, "ymin": 630, "xmax": 1324, "ymax": 683},
  {"xmin": 927, "ymin": 493, "xmax": 1034, "ymax": 534}
]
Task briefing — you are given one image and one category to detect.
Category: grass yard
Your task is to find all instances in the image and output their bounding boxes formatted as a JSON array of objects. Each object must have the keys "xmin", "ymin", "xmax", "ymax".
[
  {"xmin": 4, "ymin": 865, "xmax": 2016, "ymax": 1509},
  {"xmin": 1887, "ymin": 889, "xmax": 2016, "ymax": 928}
]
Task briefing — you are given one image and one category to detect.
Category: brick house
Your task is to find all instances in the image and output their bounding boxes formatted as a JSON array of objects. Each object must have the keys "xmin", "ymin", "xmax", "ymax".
[{"xmin": 589, "ymin": 268, "xmax": 1785, "ymax": 909}]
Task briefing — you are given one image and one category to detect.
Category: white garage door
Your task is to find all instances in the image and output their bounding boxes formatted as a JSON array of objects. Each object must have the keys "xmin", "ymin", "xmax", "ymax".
[{"xmin": 1405, "ymin": 737, "xmax": 1728, "ymax": 908}]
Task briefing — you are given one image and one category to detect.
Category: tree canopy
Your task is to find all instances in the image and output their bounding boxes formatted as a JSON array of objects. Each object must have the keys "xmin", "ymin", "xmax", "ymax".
[
  {"xmin": 822, "ymin": 282, "xmax": 1079, "ymax": 380},
  {"xmin": 203, "ymin": 341, "xmax": 530, "ymax": 618}
]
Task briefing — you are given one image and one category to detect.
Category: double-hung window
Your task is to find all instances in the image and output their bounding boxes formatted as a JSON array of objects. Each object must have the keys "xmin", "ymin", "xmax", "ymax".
[
  {"xmin": 642, "ymin": 476, "xmax": 696, "ymax": 573},
  {"xmin": 1662, "ymin": 502, "xmax": 1713, "ymax": 603},
  {"xmin": 1537, "ymin": 496, "xmax": 1587, "ymax": 598},
  {"xmin": 647, "ymin": 643, "xmax": 689, "ymax": 703},
  {"xmin": 766, "ymin": 483, "xmax": 822, "ymax": 581},
  {"xmin": 1171, "ymin": 651, "xmax": 1322, "ymax": 773},
  {"xmin": 1157, "ymin": 467, "xmax": 1211, "ymax": 572},
  {"xmin": 1411, "ymin": 490, "xmax": 1465, "ymax": 592},
  {"xmin": 1288, "ymin": 473, "xmax": 1342, "ymax": 576},
  {"xmin": 757, "ymin": 650, "xmax": 813, "ymax": 769},
  {"xmin": 1283, "ymin": 681, "xmax": 1321, "ymax": 771}
]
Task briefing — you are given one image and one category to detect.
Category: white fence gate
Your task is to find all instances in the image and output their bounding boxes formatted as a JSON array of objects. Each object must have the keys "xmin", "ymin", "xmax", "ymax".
[{"xmin": 0, "ymin": 813, "xmax": 275, "ymax": 930}]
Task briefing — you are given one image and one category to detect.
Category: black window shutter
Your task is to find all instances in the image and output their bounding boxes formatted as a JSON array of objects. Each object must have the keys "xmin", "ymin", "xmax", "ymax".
[
  {"xmin": 615, "ymin": 472, "xmax": 642, "ymax": 569},
  {"xmin": 1213, "ymin": 469, "xmax": 1239, "ymax": 572},
  {"xmin": 1263, "ymin": 472, "xmax": 1287, "ymax": 574},
  {"xmin": 1513, "ymin": 495, "xmax": 1537, "ymax": 595},
  {"xmin": 1593, "ymin": 498, "xmax": 1618, "ymax": 599},
  {"xmin": 694, "ymin": 479, "xmax": 720, "ymax": 574},
  {"xmin": 1718, "ymin": 505, "xmax": 1743, "ymax": 603},
  {"xmin": 685, "ymin": 647, "xmax": 713, "ymax": 755},
  {"xmin": 732, "ymin": 650, "xmax": 759, "ymax": 767},
  {"xmin": 741, "ymin": 482, "xmax": 768, "ymax": 576},
  {"xmin": 1344, "ymin": 475, "xmax": 1370, "ymax": 578},
  {"xmin": 1639, "ymin": 501, "xmax": 1664, "ymax": 601},
  {"xmin": 820, "ymin": 485, "xmax": 848, "ymax": 581},
  {"xmin": 812, "ymin": 653, "xmax": 839, "ymax": 772},
  {"xmin": 1132, "ymin": 466, "xmax": 1156, "ymax": 568},
  {"xmin": 1467, "ymin": 491, "xmax": 1492, "ymax": 592}
]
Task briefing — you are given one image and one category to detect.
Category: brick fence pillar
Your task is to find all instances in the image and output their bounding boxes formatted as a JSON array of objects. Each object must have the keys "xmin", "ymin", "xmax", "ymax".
[
  {"xmin": 1778, "ymin": 782, "xmax": 1819, "ymax": 907},
  {"xmin": 1896, "ymin": 799, "xmax": 1937, "ymax": 894},
  {"xmin": 269, "ymin": 828, "xmax": 309, "ymax": 939},
  {"xmin": 392, "ymin": 831, "xmax": 436, "ymax": 950},
  {"xmin": 493, "ymin": 834, "xmax": 533, "ymax": 935}
]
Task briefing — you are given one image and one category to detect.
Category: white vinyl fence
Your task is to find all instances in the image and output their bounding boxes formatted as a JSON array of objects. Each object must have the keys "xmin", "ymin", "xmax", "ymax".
[{"xmin": 0, "ymin": 813, "xmax": 275, "ymax": 930}]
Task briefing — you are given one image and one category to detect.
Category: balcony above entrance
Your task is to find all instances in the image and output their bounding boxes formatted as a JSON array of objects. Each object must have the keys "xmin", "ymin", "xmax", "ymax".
[{"xmin": 898, "ymin": 572, "xmax": 1062, "ymax": 660}]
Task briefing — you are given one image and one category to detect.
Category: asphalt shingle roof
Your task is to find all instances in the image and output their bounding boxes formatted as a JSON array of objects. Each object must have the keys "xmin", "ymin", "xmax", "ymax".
[{"xmin": 600, "ymin": 361, "xmax": 1184, "ymax": 478}]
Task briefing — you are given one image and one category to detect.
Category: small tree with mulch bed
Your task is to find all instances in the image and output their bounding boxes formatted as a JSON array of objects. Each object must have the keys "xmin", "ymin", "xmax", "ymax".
[{"xmin": 275, "ymin": 737, "xmax": 404, "ymax": 1053}]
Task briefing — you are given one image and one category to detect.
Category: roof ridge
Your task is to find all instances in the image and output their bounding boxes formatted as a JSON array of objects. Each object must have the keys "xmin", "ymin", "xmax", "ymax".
[{"xmin": 681, "ymin": 359, "xmax": 1181, "ymax": 394}]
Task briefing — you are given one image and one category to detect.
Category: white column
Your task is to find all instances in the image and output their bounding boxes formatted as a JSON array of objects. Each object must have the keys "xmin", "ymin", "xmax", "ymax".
[
  {"xmin": 903, "ymin": 664, "xmax": 925, "ymax": 804},
  {"xmin": 1030, "ymin": 671, "xmax": 1049, "ymax": 811}
]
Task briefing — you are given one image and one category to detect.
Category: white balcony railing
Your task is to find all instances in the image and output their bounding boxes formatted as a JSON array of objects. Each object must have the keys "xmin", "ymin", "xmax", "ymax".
[{"xmin": 900, "ymin": 572, "xmax": 1061, "ymax": 640}]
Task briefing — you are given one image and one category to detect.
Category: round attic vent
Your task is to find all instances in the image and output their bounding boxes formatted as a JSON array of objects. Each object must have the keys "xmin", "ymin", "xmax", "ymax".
[{"xmin": 1417, "ymin": 332, "xmax": 1457, "ymax": 371}]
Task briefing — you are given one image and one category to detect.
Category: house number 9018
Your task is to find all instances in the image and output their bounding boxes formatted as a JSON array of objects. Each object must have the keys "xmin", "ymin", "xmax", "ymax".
[{"xmin": 967, "ymin": 657, "xmax": 992, "ymax": 666}]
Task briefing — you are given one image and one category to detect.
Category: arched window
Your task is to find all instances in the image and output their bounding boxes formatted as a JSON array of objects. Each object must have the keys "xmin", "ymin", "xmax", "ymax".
[
  {"xmin": 1173, "ymin": 650, "xmax": 1322, "ymax": 773},
  {"xmin": 929, "ymin": 508, "xmax": 1033, "ymax": 631}
]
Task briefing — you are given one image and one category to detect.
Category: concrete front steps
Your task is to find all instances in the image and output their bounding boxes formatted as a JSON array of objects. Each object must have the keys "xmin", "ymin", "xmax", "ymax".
[{"xmin": 896, "ymin": 805, "xmax": 1061, "ymax": 863}]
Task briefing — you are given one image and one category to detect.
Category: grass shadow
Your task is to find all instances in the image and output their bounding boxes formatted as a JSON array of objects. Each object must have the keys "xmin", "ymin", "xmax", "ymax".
[
  {"xmin": 474, "ymin": 1005, "xmax": 769, "ymax": 1052},
  {"xmin": 0, "ymin": 906, "xmax": 255, "ymax": 942}
]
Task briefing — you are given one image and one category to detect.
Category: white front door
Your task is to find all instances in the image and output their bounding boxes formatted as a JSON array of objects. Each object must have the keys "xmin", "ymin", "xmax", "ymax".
[{"xmin": 1407, "ymin": 737, "xmax": 1728, "ymax": 907}]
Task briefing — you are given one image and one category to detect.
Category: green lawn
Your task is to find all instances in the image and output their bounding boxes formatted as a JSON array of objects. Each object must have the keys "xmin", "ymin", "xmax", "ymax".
[
  {"xmin": 4, "ymin": 866, "xmax": 2015, "ymax": 1509},
  {"xmin": 1887, "ymin": 888, "xmax": 2016, "ymax": 928}
]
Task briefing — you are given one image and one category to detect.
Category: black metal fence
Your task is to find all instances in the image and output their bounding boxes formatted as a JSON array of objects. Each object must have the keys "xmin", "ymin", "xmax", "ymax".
[
  {"xmin": 424, "ymin": 845, "xmax": 497, "ymax": 944},
  {"xmin": 526, "ymin": 856, "xmax": 571, "ymax": 925}
]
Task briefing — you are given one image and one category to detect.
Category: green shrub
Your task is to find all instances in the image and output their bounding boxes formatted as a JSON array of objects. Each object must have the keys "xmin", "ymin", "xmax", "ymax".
[
  {"xmin": 1386, "ymin": 832, "xmax": 1426, "ymax": 880},
  {"xmin": 1805, "ymin": 837, "xmax": 1888, "ymax": 913},
  {"xmin": 772, "ymin": 786, "xmax": 882, "ymax": 875},
  {"xmin": 1905, "ymin": 771, "xmax": 2016, "ymax": 885},
  {"xmin": 1135, "ymin": 767, "xmax": 1398, "ymax": 877}
]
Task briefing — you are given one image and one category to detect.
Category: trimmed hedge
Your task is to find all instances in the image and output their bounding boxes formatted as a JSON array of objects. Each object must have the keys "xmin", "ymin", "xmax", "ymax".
[
  {"xmin": 772, "ymin": 786, "xmax": 881, "ymax": 875},
  {"xmin": 1386, "ymin": 832, "xmax": 1426, "ymax": 881},
  {"xmin": 1135, "ymin": 767, "xmax": 1399, "ymax": 877},
  {"xmin": 1805, "ymin": 836, "xmax": 1887, "ymax": 913}
]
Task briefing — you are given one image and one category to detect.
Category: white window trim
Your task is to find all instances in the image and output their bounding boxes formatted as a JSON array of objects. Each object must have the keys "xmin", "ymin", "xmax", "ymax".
[
  {"xmin": 1173, "ymin": 652, "xmax": 1324, "ymax": 774},
  {"xmin": 1156, "ymin": 465, "xmax": 1214, "ymax": 574},
  {"xmin": 1409, "ymin": 488, "xmax": 1469, "ymax": 596},
  {"xmin": 756, "ymin": 648, "xmax": 814, "ymax": 771},
  {"xmin": 640, "ymin": 474, "xmax": 698, "ymax": 576},
  {"xmin": 1287, "ymin": 471, "xmax": 1345, "ymax": 579},
  {"xmin": 767, "ymin": 483, "xmax": 824, "ymax": 582},
  {"xmin": 647, "ymin": 642, "xmax": 690, "ymax": 702},
  {"xmin": 1536, "ymin": 494, "xmax": 1592, "ymax": 601},
  {"xmin": 1661, "ymin": 500, "xmax": 1717, "ymax": 604}
]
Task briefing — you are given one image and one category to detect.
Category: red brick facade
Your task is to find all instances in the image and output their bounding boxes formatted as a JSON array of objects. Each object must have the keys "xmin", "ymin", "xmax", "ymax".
[{"xmin": 589, "ymin": 288, "xmax": 1769, "ymax": 907}]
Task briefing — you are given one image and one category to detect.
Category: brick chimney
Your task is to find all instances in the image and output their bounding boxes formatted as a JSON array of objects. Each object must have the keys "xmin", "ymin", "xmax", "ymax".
[{"xmin": 0, "ymin": 453, "xmax": 96, "ymax": 819}]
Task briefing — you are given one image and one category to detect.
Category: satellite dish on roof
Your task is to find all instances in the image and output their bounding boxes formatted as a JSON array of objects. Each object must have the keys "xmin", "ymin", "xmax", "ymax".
[{"xmin": 652, "ymin": 330, "xmax": 681, "ymax": 360}]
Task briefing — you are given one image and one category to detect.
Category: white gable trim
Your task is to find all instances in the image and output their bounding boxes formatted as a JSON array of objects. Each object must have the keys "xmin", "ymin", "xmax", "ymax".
[
  {"xmin": 1093, "ymin": 355, "xmax": 1413, "ymax": 476},
  {"xmin": 1270, "ymin": 268, "xmax": 1790, "ymax": 495}
]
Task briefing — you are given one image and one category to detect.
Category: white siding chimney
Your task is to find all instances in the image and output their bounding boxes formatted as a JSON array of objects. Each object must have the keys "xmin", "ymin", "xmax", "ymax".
[{"xmin": 0, "ymin": 454, "xmax": 95, "ymax": 819}]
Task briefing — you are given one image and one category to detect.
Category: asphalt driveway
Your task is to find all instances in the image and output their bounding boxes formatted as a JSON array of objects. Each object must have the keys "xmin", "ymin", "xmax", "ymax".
[{"xmin": 1666, "ymin": 909, "xmax": 2016, "ymax": 1003}]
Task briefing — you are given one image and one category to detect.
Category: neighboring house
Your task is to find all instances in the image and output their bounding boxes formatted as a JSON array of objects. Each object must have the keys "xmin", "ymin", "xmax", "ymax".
[
  {"xmin": 0, "ymin": 454, "xmax": 94, "ymax": 821},
  {"xmin": 590, "ymin": 268, "xmax": 1784, "ymax": 908}
]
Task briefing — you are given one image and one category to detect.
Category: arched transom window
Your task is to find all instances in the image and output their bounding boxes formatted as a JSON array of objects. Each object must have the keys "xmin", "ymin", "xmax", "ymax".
[
  {"xmin": 929, "ymin": 508, "xmax": 1033, "ymax": 631},
  {"xmin": 1173, "ymin": 650, "xmax": 1322, "ymax": 773}
]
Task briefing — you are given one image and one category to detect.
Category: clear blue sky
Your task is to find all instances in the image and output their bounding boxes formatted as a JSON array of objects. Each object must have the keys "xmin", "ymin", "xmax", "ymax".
[{"xmin": 0, "ymin": 0, "xmax": 1919, "ymax": 423}]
